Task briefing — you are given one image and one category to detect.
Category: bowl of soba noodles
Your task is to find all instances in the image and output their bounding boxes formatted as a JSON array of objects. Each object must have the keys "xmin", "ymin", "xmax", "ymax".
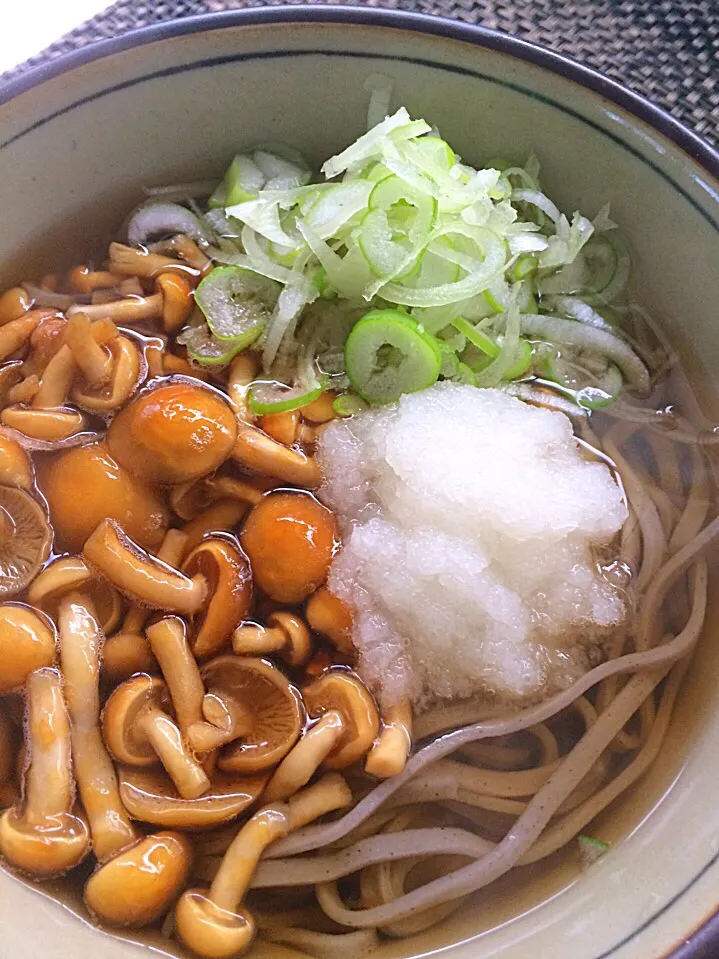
[{"xmin": 0, "ymin": 7, "xmax": 717, "ymax": 959}]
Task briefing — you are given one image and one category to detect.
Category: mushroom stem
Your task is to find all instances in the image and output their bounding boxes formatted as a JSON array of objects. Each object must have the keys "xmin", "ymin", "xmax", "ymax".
[
  {"xmin": 138, "ymin": 708, "xmax": 210, "ymax": 800},
  {"xmin": 32, "ymin": 344, "xmax": 76, "ymax": 408},
  {"xmin": 187, "ymin": 692, "xmax": 254, "ymax": 753},
  {"xmin": 227, "ymin": 353, "xmax": 259, "ymax": 423},
  {"xmin": 285, "ymin": 771, "xmax": 353, "ymax": 830},
  {"xmin": 231, "ymin": 623, "xmax": 286, "ymax": 656},
  {"xmin": 65, "ymin": 313, "xmax": 112, "ymax": 387},
  {"xmin": 23, "ymin": 668, "xmax": 73, "ymax": 824},
  {"xmin": 263, "ymin": 711, "xmax": 345, "ymax": 802},
  {"xmin": 365, "ymin": 702, "xmax": 413, "ymax": 779},
  {"xmin": 67, "ymin": 293, "xmax": 163, "ymax": 324},
  {"xmin": 0, "ymin": 507, "xmax": 15, "ymax": 547},
  {"xmin": 232, "ymin": 425, "xmax": 321, "ymax": 488},
  {"xmin": 146, "ymin": 617, "xmax": 206, "ymax": 733},
  {"xmin": 58, "ymin": 592, "xmax": 137, "ymax": 861},
  {"xmin": 210, "ymin": 806, "xmax": 290, "ymax": 912},
  {"xmin": 84, "ymin": 519, "xmax": 206, "ymax": 614},
  {"xmin": 0, "ymin": 314, "xmax": 40, "ymax": 362}
]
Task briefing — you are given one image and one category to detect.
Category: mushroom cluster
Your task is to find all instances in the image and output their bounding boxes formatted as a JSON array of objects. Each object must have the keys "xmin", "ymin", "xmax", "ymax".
[{"xmin": 0, "ymin": 244, "xmax": 413, "ymax": 957}]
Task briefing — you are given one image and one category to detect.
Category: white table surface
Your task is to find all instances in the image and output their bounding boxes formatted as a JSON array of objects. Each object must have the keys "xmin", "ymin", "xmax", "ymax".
[{"xmin": 0, "ymin": 0, "xmax": 114, "ymax": 74}]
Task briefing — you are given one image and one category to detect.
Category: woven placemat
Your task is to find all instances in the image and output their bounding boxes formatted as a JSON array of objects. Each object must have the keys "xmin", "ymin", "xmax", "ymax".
[{"xmin": 3, "ymin": 0, "xmax": 719, "ymax": 150}]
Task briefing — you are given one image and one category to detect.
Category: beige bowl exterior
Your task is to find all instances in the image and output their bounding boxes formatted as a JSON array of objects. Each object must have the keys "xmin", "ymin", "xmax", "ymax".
[{"xmin": 0, "ymin": 9, "xmax": 718, "ymax": 959}]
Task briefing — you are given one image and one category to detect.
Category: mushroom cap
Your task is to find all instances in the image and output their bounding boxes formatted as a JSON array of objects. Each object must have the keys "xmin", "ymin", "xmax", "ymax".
[
  {"xmin": 305, "ymin": 587, "xmax": 355, "ymax": 656},
  {"xmin": 209, "ymin": 657, "xmax": 304, "ymax": 774},
  {"xmin": 182, "ymin": 538, "xmax": 253, "ymax": 660},
  {"xmin": 0, "ymin": 488, "xmax": 52, "ymax": 600},
  {"xmin": 0, "ymin": 605, "xmax": 55, "ymax": 693},
  {"xmin": 303, "ymin": 670, "xmax": 380, "ymax": 770},
  {"xmin": 0, "ymin": 808, "xmax": 90, "ymax": 878},
  {"xmin": 27, "ymin": 555, "xmax": 124, "ymax": 635},
  {"xmin": 102, "ymin": 674, "xmax": 172, "ymax": 766},
  {"xmin": 38, "ymin": 442, "xmax": 169, "ymax": 553},
  {"xmin": 0, "ymin": 434, "xmax": 33, "ymax": 489},
  {"xmin": 240, "ymin": 491, "xmax": 337, "ymax": 604},
  {"xmin": 175, "ymin": 889, "xmax": 255, "ymax": 959},
  {"xmin": 267, "ymin": 611, "xmax": 311, "ymax": 666},
  {"xmin": 0, "ymin": 407, "xmax": 87, "ymax": 442},
  {"xmin": 118, "ymin": 765, "xmax": 269, "ymax": 830},
  {"xmin": 101, "ymin": 633, "xmax": 158, "ymax": 684},
  {"xmin": 84, "ymin": 831, "xmax": 192, "ymax": 928},
  {"xmin": 72, "ymin": 335, "xmax": 143, "ymax": 413},
  {"xmin": 107, "ymin": 379, "xmax": 238, "ymax": 485}
]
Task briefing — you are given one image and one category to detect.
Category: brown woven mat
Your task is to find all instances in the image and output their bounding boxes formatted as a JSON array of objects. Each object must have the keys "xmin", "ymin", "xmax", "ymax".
[{"xmin": 2, "ymin": 0, "xmax": 718, "ymax": 150}]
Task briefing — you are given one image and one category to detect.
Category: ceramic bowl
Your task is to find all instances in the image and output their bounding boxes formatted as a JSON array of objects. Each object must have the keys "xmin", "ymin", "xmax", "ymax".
[{"xmin": 0, "ymin": 7, "xmax": 718, "ymax": 959}]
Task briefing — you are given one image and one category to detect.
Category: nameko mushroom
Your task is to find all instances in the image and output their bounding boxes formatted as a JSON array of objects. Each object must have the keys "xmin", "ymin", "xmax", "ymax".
[
  {"xmin": 83, "ymin": 519, "xmax": 206, "ymax": 615},
  {"xmin": 0, "ymin": 487, "xmax": 51, "ymax": 599},
  {"xmin": 118, "ymin": 765, "xmax": 269, "ymax": 830},
  {"xmin": 58, "ymin": 592, "xmax": 193, "ymax": 928},
  {"xmin": 232, "ymin": 611, "xmax": 311, "ymax": 666},
  {"xmin": 27, "ymin": 555, "xmax": 123, "ymax": 635},
  {"xmin": 197, "ymin": 656, "xmax": 303, "ymax": 766},
  {"xmin": 107, "ymin": 380, "xmax": 238, "ymax": 485},
  {"xmin": 102, "ymin": 675, "xmax": 210, "ymax": 800},
  {"xmin": 181, "ymin": 538, "xmax": 253, "ymax": 659},
  {"xmin": 0, "ymin": 667, "xmax": 90, "ymax": 878},
  {"xmin": 0, "ymin": 605, "xmax": 55, "ymax": 692},
  {"xmin": 264, "ymin": 670, "xmax": 379, "ymax": 801},
  {"xmin": 240, "ymin": 491, "xmax": 337, "ymax": 604},
  {"xmin": 175, "ymin": 773, "xmax": 352, "ymax": 959},
  {"xmin": 0, "ymin": 434, "xmax": 33, "ymax": 489},
  {"xmin": 39, "ymin": 442, "xmax": 169, "ymax": 553}
]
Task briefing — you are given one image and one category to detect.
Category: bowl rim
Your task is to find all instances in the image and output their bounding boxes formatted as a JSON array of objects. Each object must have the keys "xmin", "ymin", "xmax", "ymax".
[
  {"xmin": 0, "ymin": 3, "xmax": 718, "ymax": 185},
  {"xmin": 0, "ymin": 6, "xmax": 718, "ymax": 959}
]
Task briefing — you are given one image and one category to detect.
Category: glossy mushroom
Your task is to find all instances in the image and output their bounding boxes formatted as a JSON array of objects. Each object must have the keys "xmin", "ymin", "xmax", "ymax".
[
  {"xmin": 71, "ymin": 327, "xmax": 144, "ymax": 414},
  {"xmin": 102, "ymin": 675, "xmax": 210, "ymax": 800},
  {"xmin": 175, "ymin": 774, "xmax": 352, "ymax": 959},
  {"xmin": 156, "ymin": 274, "xmax": 194, "ymax": 333},
  {"xmin": 0, "ymin": 287, "xmax": 33, "ymax": 324},
  {"xmin": 0, "ymin": 488, "xmax": 51, "ymax": 599},
  {"xmin": 107, "ymin": 380, "xmax": 237, "ymax": 485},
  {"xmin": 102, "ymin": 530, "xmax": 188, "ymax": 683},
  {"xmin": 38, "ymin": 442, "xmax": 169, "ymax": 553},
  {"xmin": 0, "ymin": 314, "xmax": 40, "ymax": 363},
  {"xmin": 0, "ymin": 406, "xmax": 88, "ymax": 442},
  {"xmin": 305, "ymin": 587, "xmax": 355, "ymax": 656},
  {"xmin": 232, "ymin": 424, "xmax": 321, "ymax": 488},
  {"xmin": 0, "ymin": 605, "xmax": 56, "ymax": 693},
  {"xmin": 365, "ymin": 702, "xmax": 413, "ymax": 779},
  {"xmin": 182, "ymin": 500, "xmax": 249, "ymax": 557},
  {"xmin": 58, "ymin": 591, "xmax": 137, "ymax": 861},
  {"xmin": 0, "ymin": 434, "xmax": 33, "ymax": 489},
  {"xmin": 232, "ymin": 612, "xmax": 311, "ymax": 666},
  {"xmin": 85, "ymin": 830, "xmax": 193, "ymax": 929},
  {"xmin": 240, "ymin": 491, "xmax": 337, "ymax": 604},
  {"xmin": 27, "ymin": 555, "xmax": 124, "ymax": 636},
  {"xmin": 67, "ymin": 292, "xmax": 163, "ymax": 324},
  {"xmin": 264, "ymin": 669, "xmax": 379, "ymax": 801},
  {"xmin": 199, "ymin": 657, "xmax": 303, "ymax": 770},
  {"xmin": 118, "ymin": 765, "xmax": 269, "ymax": 830},
  {"xmin": 0, "ymin": 667, "xmax": 90, "ymax": 878},
  {"xmin": 84, "ymin": 519, "xmax": 206, "ymax": 614},
  {"xmin": 146, "ymin": 617, "xmax": 206, "ymax": 735},
  {"xmin": 181, "ymin": 538, "xmax": 253, "ymax": 659},
  {"xmin": 58, "ymin": 592, "xmax": 192, "ymax": 927}
]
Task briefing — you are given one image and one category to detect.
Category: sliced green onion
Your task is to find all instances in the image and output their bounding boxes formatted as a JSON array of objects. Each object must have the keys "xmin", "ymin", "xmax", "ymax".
[
  {"xmin": 451, "ymin": 316, "xmax": 500, "ymax": 358},
  {"xmin": 195, "ymin": 265, "xmax": 280, "ymax": 344},
  {"xmin": 209, "ymin": 154, "xmax": 266, "ymax": 208},
  {"xmin": 176, "ymin": 315, "xmax": 246, "ymax": 366},
  {"xmin": 344, "ymin": 309, "xmax": 442, "ymax": 405},
  {"xmin": 578, "ymin": 835, "xmax": 610, "ymax": 869},
  {"xmin": 512, "ymin": 254, "xmax": 538, "ymax": 280},
  {"xmin": 502, "ymin": 337, "xmax": 533, "ymax": 380},
  {"xmin": 248, "ymin": 379, "xmax": 325, "ymax": 414},
  {"xmin": 333, "ymin": 393, "xmax": 370, "ymax": 417}
]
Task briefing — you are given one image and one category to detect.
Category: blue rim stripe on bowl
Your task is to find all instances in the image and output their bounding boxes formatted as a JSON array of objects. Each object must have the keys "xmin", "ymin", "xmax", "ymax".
[{"xmin": 1, "ymin": 7, "xmax": 718, "ymax": 958}]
